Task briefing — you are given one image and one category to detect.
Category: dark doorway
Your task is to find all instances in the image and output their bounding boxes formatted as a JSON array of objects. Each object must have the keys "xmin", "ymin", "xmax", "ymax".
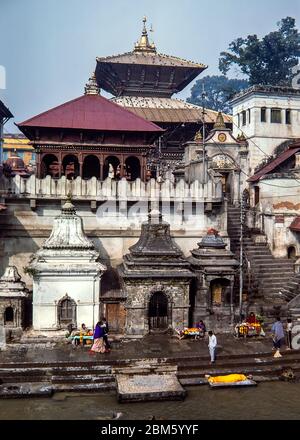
[
  {"xmin": 4, "ymin": 307, "xmax": 14, "ymax": 325},
  {"xmin": 58, "ymin": 296, "xmax": 76, "ymax": 328},
  {"xmin": 83, "ymin": 155, "xmax": 100, "ymax": 179},
  {"xmin": 288, "ymin": 246, "xmax": 297, "ymax": 260},
  {"xmin": 149, "ymin": 292, "xmax": 168, "ymax": 331}
]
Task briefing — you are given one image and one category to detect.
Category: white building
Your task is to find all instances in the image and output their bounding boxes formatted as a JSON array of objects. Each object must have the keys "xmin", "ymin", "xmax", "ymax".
[
  {"xmin": 231, "ymin": 85, "xmax": 300, "ymax": 172},
  {"xmin": 28, "ymin": 197, "xmax": 106, "ymax": 331}
]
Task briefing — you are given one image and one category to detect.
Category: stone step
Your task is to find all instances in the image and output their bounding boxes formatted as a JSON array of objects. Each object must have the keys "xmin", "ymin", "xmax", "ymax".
[
  {"xmin": 52, "ymin": 382, "xmax": 116, "ymax": 392},
  {"xmin": 51, "ymin": 375, "xmax": 114, "ymax": 384},
  {"xmin": 1, "ymin": 375, "xmax": 49, "ymax": 384},
  {"xmin": 251, "ymin": 261, "xmax": 294, "ymax": 267},
  {"xmin": 254, "ymin": 272, "xmax": 294, "ymax": 279}
]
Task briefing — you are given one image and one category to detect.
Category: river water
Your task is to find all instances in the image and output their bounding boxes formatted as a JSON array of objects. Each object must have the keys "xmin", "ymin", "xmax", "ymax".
[{"xmin": 0, "ymin": 382, "xmax": 300, "ymax": 420}]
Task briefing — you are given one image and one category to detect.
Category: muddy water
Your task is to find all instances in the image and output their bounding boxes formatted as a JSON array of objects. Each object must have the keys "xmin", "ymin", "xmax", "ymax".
[{"xmin": 0, "ymin": 382, "xmax": 300, "ymax": 420}]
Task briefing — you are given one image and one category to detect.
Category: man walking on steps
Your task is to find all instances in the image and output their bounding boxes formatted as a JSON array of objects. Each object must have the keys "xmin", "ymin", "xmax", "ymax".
[
  {"xmin": 272, "ymin": 317, "xmax": 285, "ymax": 358},
  {"xmin": 208, "ymin": 331, "xmax": 217, "ymax": 364}
]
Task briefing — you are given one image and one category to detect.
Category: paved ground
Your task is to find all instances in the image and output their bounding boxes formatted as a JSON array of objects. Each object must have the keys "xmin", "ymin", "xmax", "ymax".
[{"xmin": 0, "ymin": 334, "xmax": 286, "ymax": 365}]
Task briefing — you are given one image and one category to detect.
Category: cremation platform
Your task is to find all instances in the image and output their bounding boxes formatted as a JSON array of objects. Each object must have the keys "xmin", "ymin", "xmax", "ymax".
[{"xmin": 116, "ymin": 374, "xmax": 186, "ymax": 402}]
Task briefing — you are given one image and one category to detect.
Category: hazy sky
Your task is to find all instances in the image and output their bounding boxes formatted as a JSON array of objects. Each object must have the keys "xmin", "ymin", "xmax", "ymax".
[{"xmin": 1, "ymin": 0, "xmax": 300, "ymax": 132}]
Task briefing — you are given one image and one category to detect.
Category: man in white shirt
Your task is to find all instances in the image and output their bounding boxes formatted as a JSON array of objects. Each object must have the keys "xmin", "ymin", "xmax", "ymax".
[{"xmin": 208, "ymin": 331, "xmax": 217, "ymax": 364}]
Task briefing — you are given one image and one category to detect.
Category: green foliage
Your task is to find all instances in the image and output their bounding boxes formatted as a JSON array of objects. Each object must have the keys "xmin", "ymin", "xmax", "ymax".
[
  {"xmin": 187, "ymin": 75, "xmax": 248, "ymax": 113},
  {"xmin": 219, "ymin": 17, "xmax": 300, "ymax": 86}
]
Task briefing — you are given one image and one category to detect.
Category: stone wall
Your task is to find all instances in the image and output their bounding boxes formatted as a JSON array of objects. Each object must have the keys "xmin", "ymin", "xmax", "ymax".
[
  {"xmin": 0, "ymin": 175, "xmax": 228, "ymax": 287},
  {"xmin": 249, "ymin": 177, "xmax": 300, "ymax": 258}
]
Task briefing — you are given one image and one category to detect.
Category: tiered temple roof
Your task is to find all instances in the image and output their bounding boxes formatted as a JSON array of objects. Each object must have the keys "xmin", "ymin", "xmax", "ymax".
[
  {"xmin": 118, "ymin": 210, "xmax": 194, "ymax": 279},
  {"xmin": 111, "ymin": 96, "xmax": 232, "ymax": 125},
  {"xmin": 96, "ymin": 17, "xmax": 207, "ymax": 98}
]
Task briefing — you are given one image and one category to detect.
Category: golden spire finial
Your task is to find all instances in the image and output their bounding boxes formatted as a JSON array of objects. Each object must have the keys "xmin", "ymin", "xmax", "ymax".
[
  {"xmin": 134, "ymin": 17, "xmax": 156, "ymax": 53},
  {"xmin": 213, "ymin": 112, "xmax": 226, "ymax": 130},
  {"xmin": 194, "ymin": 130, "xmax": 202, "ymax": 142}
]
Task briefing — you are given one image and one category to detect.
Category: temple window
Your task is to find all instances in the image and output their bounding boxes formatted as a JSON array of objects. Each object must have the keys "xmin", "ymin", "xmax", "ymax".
[
  {"xmin": 242, "ymin": 111, "xmax": 246, "ymax": 126},
  {"xmin": 271, "ymin": 108, "xmax": 282, "ymax": 124},
  {"xmin": 261, "ymin": 107, "xmax": 267, "ymax": 122},
  {"xmin": 248, "ymin": 109, "xmax": 251, "ymax": 124},
  {"xmin": 286, "ymin": 110, "xmax": 291, "ymax": 125},
  {"xmin": 58, "ymin": 296, "xmax": 76, "ymax": 327}
]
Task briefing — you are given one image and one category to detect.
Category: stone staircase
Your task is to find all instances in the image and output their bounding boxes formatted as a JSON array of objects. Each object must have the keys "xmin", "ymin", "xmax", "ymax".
[
  {"xmin": 227, "ymin": 206, "xmax": 298, "ymax": 309},
  {"xmin": 2, "ymin": 350, "xmax": 300, "ymax": 397}
]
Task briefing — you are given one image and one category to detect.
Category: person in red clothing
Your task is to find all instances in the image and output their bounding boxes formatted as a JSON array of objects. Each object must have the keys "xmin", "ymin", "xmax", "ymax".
[{"xmin": 247, "ymin": 312, "xmax": 257, "ymax": 324}]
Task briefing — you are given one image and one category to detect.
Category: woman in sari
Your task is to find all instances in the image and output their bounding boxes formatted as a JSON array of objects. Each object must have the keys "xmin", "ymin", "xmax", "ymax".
[{"xmin": 90, "ymin": 321, "xmax": 106, "ymax": 353}]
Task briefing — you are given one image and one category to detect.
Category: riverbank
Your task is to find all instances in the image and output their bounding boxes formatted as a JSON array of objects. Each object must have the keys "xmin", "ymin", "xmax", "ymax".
[{"xmin": 0, "ymin": 334, "xmax": 299, "ymax": 398}]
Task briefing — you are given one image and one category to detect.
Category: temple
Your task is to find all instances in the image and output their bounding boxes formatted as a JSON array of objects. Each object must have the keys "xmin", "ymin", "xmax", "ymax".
[
  {"xmin": 96, "ymin": 18, "xmax": 232, "ymax": 169},
  {"xmin": 17, "ymin": 74, "xmax": 163, "ymax": 181},
  {"xmin": 28, "ymin": 196, "xmax": 107, "ymax": 330}
]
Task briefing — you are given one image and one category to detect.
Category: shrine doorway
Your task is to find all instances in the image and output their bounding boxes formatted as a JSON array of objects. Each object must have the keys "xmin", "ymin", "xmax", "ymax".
[
  {"xmin": 149, "ymin": 291, "xmax": 168, "ymax": 331},
  {"xmin": 4, "ymin": 306, "xmax": 14, "ymax": 326},
  {"xmin": 125, "ymin": 156, "xmax": 140, "ymax": 181},
  {"xmin": 62, "ymin": 155, "xmax": 79, "ymax": 179},
  {"xmin": 83, "ymin": 155, "xmax": 100, "ymax": 179},
  {"xmin": 210, "ymin": 278, "xmax": 231, "ymax": 307}
]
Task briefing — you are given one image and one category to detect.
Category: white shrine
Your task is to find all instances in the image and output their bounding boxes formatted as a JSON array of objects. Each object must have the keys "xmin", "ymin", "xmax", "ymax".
[{"xmin": 29, "ymin": 196, "xmax": 106, "ymax": 330}]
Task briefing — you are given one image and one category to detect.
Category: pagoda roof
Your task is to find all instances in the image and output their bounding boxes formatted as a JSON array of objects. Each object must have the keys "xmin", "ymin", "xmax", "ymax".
[
  {"xmin": 112, "ymin": 96, "xmax": 232, "ymax": 125},
  {"xmin": 97, "ymin": 51, "xmax": 206, "ymax": 69},
  {"xmin": 96, "ymin": 18, "xmax": 206, "ymax": 97},
  {"xmin": 17, "ymin": 93, "xmax": 163, "ymax": 133}
]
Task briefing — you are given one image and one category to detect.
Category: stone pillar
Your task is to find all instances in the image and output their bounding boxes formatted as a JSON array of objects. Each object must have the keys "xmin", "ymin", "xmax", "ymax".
[
  {"xmin": 36, "ymin": 152, "xmax": 41, "ymax": 179},
  {"xmin": 58, "ymin": 152, "xmax": 62, "ymax": 178},
  {"xmin": 233, "ymin": 170, "xmax": 241, "ymax": 206},
  {"xmin": 193, "ymin": 274, "xmax": 210, "ymax": 323}
]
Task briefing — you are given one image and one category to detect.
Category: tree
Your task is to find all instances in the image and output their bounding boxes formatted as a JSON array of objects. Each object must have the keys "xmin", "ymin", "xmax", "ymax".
[
  {"xmin": 187, "ymin": 75, "xmax": 249, "ymax": 113},
  {"xmin": 219, "ymin": 17, "xmax": 300, "ymax": 86}
]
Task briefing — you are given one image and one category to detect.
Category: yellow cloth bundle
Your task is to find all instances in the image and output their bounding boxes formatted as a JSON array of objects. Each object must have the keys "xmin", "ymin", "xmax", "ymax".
[{"xmin": 208, "ymin": 374, "xmax": 248, "ymax": 384}]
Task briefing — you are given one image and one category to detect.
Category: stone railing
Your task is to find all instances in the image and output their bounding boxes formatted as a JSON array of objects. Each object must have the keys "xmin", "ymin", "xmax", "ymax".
[{"xmin": 0, "ymin": 175, "xmax": 223, "ymax": 202}]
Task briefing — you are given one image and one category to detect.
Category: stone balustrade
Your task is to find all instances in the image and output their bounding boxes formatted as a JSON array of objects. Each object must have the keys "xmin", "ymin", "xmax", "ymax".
[{"xmin": 0, "ymin": 175, "xmax": 223, "ymax": 201}]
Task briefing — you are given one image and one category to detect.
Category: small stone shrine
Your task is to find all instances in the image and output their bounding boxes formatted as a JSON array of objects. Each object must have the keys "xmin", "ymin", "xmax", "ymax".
[
  {"xmin": 28, "ymin": 196, "xmax": 106, "ymax": 330},
  {"xmin": 118, "ymin": 210, "xmax": 194, "ymax": 336},
  {"xmin": 189, "ymin": 230, "xmax": 239, "ymax": 330},
  {"xmin": 0, "ymin": 266, "xmax": 30, "ymax": 329}
]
